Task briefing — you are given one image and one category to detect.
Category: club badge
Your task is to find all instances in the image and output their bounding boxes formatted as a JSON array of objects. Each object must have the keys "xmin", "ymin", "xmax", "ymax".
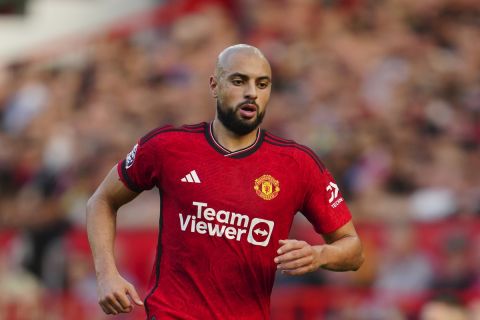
[{"xmin": 254, "ymin": 174, "xmax": 280, "ymax": 200}]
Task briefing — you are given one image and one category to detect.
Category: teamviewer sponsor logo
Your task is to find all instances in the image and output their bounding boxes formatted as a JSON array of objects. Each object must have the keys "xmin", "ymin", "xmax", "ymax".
[
  {"xmin": 178, "ymin": 201, "xmax": 274, "ymax": 247},
  {"xmin": 247, "ymin": 218, "xmax": 274, "ymax": 247}
]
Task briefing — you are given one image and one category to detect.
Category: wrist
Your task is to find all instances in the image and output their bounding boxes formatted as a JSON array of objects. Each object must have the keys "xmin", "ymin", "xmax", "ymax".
[{"xmin": 95, "ymin": 262, "xmax": 120, "ymax": 280}]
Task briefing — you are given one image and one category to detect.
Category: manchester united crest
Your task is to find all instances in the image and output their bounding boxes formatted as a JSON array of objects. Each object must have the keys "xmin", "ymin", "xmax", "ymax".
[{"xmin": 254, "ymin": 174, "xmax": 280, "ymax": 200}]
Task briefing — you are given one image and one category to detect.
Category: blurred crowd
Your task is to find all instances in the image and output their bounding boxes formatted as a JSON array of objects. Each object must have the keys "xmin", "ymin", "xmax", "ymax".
[{"xmin": 1, "ymin": 0, "xmax": 480, "ymax": 318}]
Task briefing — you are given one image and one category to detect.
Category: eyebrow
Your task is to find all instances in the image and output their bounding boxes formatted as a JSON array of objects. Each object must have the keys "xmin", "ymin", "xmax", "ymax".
[{"xmin": 228, "ymin": 72, "xmax": 271, "ymax": 82}]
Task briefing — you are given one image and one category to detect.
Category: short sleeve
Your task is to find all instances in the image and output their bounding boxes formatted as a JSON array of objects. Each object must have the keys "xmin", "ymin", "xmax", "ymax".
[
  {"xmin": 117, "ymin": 139, "xmax": 157, "ymax": 192},
  {"xmin": 300, "ymin": 155, "xmax": 351, "ymax": 234}
]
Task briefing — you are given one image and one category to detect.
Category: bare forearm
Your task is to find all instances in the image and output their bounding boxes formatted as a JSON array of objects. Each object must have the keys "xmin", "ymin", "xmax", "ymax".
[
  {"xmin": 315, "ymin": 235, "xmax": 364, "ymax": 271},
  {"xmin": 86, "ymin": 195, "xmax": 119, "ymax": 277},
  {"xmin": 86, "ymin": 166, "xmax": 139, "ymax": 278},
  {"xmin": 86, "ymin": 167, "xmax": 144, "ymax": 316}
]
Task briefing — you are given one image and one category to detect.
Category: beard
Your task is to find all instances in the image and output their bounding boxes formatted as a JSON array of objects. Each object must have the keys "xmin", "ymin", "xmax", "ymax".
[{"xmin": 216, "ymin": 100, "xmax": 265, "ymax": 136}]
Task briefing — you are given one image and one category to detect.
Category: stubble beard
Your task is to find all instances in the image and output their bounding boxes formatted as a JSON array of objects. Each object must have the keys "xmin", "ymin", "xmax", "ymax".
[{"xmin": 216, "ymin": 100, "xmax": 265, "ymax": 136}]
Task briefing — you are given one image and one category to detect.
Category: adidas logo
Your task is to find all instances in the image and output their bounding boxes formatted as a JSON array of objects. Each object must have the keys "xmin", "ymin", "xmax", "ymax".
[{"xmin": 181, "ymin": 170, "xmax": 201, "ymax": 183}]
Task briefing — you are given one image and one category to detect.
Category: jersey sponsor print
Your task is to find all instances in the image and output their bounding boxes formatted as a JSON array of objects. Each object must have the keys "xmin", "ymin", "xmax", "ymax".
[{"xmin": 179, "ymin": 201, "xmax": 274, "ymax": 246}]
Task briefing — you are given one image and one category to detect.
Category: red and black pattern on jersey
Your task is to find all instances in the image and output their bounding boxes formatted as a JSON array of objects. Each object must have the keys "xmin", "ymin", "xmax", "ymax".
[
  {"xmin": 117, "ymin": 123, "xmax": 352, "ymax": 320},
  {"xmin": 264, "ymin": 132, "xmax": 326, "ymax": 173},
  {"xmin": 140, "ymin": 123, "xmax": 204, "ymax": 145}
]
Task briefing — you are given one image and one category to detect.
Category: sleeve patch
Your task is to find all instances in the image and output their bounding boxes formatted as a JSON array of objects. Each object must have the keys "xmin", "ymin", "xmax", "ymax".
[{"xmin": 125, "ymin": 144, "xmax": 138, "ymax": 169}]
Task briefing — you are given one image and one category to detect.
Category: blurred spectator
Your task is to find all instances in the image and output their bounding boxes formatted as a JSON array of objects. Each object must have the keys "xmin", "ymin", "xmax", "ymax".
[
  {"xmin": 420, "ymin": 293, "xmax": 468, "ymax": 320},
  {"xmin": 1, "ymin": 68, "xmax": 50, "ymax": 135},
  {"xmin": 0, "ymin": 236, "xmax": 44, "ymax": 320},
  {"xmin": 373, "ymin": 222, "xmax": 434, "ymax": 301},
  {"xmin": 432, "ymin": 233, "xmax": 476, "ymax": 291}
]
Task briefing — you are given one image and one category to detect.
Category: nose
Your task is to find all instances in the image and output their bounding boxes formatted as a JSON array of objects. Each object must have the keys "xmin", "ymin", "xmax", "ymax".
[{"xmin": 244, "ymin": 81, "xmax": 257, "ymax": 100}]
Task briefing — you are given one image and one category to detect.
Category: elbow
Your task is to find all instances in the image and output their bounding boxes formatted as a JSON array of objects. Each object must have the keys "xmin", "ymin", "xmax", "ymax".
[
  {"xmin": 351, "ymin": 251, "xmax": 365, "ymax": 271},
  {"xmin": 350, "ymin": 239, "xmax": 365, "ymax": 271},
  {"xmin": 86, "ymin": 192, "xmax": 117, "ymax": 221},
  {"xmin": 86, "ymin": 193, "xmax": 106, "ymax": 218}
]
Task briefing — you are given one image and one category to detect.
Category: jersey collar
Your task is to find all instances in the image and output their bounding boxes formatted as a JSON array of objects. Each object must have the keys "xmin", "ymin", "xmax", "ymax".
[{"xmin": 205, "ymin": 122, "xmax": 264, "ymax": 159}]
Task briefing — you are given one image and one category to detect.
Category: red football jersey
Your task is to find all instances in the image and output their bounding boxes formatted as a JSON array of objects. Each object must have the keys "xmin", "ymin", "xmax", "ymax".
[{"xmin": 117, "ymin": 122, "xmax": 351, "ymax": 320}]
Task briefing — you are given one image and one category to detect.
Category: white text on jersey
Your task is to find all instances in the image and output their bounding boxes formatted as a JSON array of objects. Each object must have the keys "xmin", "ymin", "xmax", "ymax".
[{"xmin": 178, "ymin": 201, "xmax": 274, "ymax": 246}]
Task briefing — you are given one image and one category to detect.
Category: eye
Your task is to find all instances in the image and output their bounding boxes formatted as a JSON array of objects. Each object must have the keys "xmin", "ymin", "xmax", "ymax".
[
  {"xmin": 231, "ymin": 79, "xmax": 244, "ymax": 86},
  {"xmin": 257, "ymin": 82, "xmax": 270, "ymax": 89}
]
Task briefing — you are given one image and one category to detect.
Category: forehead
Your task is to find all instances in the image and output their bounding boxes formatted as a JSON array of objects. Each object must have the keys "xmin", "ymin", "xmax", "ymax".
[{"xmin": 220, "ymin": 52, "xmax": 271, "ymax": 79}]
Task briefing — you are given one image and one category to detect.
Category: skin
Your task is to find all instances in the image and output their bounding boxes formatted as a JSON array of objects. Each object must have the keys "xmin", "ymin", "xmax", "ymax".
[
  {"xmin": 210, "ymin": 44, "xmax": 272, "ymax": 151},
  {"xmin": 86, "ymin": 44, "xmax": 364, "ymax": 315},
  {"xmin": 275, "ymin": 223, "xmax": 364, "ymax": 275},
  {"xmin": 86, "ymin": 167, "xmax": 142, "ymax": 315}
]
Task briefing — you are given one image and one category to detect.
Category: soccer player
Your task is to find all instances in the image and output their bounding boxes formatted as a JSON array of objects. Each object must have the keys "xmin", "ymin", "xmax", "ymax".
[{"xmin": 86, "ymin": 44, "xmax": 364, "ymax": 319}]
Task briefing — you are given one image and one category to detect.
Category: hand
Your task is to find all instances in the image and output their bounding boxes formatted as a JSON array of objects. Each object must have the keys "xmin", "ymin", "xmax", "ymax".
[
  {"xmin": 274, "ymin": 239, "xmax": 324, "ymax": 276},
  {"xmin": 97, "ymin": 272, "xmax": 143, "ymax": 315}
]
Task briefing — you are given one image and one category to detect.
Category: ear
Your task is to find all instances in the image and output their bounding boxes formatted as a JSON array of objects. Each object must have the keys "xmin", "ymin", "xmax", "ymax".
[{"xmin": 209, "ymin": 75, "xmax": 218, "ymax": 98}]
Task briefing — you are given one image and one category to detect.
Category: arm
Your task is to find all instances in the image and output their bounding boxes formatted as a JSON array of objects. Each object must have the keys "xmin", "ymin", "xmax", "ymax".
[
  {"xmin": 274, "ymin": 220, "xmax": 364, "ymax": 275},
  {"xmin": 86, "ymin": 166, "xmax": 144, "ymax": 314}
]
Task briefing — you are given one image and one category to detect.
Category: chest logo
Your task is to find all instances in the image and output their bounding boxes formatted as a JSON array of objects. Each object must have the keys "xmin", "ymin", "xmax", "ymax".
[{"xmin": 254, "ymin": 174, "xmax": 280, "ymax": 200}]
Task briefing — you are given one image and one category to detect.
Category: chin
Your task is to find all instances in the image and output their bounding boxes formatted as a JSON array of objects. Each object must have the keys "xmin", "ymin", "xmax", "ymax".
[{"xmin": 239, "ymin": 117, "xmax": 257, "ymax": 123}]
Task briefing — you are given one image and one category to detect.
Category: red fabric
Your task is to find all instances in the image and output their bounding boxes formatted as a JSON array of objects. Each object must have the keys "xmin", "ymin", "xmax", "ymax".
[{"xmin": 116, "ymin": 122, "xmax": 352, "ymax": 319}]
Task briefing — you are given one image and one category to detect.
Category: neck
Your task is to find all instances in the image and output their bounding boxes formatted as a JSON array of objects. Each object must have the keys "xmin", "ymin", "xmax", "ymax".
[{"xmin": 212, "ymin": 119, "xmax": 259, "ymax": 152}]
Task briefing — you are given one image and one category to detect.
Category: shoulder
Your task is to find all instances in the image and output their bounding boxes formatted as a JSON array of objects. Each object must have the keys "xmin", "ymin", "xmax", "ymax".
[
  {"xmin": 138, "ymin": 122, "xmax": 207, "ymax": 146},
  {"xmin": 263, "ymin": 131, "xmax": 326, "ymax": 173}
]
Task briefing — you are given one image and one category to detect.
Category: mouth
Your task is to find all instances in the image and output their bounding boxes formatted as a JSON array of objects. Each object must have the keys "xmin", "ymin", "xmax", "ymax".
[{"xmin": 238, "ymin": 103, "xmax": 258, "ymax": 119}]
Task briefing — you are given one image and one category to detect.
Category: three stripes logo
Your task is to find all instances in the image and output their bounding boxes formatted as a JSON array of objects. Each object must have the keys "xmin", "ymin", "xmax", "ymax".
[{"xmin": 181, "ymin": 170, "xmax": 201, "ymax": 183}]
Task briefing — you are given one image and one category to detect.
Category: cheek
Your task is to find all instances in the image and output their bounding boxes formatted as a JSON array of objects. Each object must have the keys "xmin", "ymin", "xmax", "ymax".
[
  {"xmin": 216, "ymin": 88, "xmax": 229, "ymax": 102},
  {"xmin": 220, "ymin": 88, "xmax": 243, "ymax": 103},
  {"xmin": 259, "ymin": 90, "xmax": 271, "ymax": 105}
]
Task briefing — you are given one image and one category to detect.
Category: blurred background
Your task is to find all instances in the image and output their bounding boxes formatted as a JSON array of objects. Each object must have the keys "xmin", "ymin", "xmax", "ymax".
[{"xmin": 1, "ymin": 0, "xmax": 480, "ymax": 319}]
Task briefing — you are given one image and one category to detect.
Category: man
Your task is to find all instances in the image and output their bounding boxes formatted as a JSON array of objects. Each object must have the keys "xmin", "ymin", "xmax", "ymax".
[{"xmin": 86, "ymin": 44, "xmax": 364, "ymax": 319}]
